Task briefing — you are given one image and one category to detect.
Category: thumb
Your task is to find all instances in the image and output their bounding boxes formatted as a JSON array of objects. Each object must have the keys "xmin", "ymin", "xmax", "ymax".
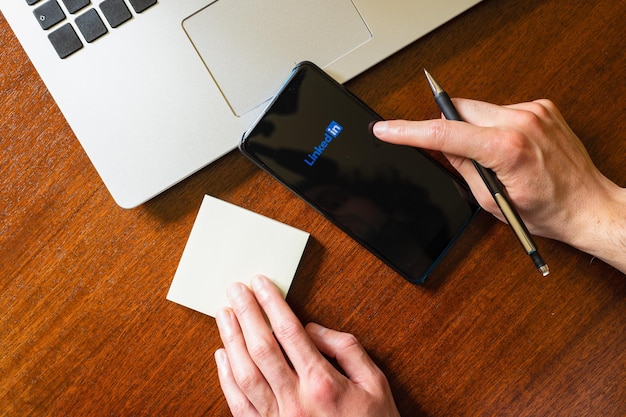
[{"xmin": 305, "ymin": 322, "xmax": 383, "ymax": 386}]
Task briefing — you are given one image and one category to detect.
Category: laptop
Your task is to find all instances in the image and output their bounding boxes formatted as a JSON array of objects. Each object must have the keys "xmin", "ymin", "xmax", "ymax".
[{"xmin": 1, "ymin": 0, "xmax": 482, "ymax": 208}]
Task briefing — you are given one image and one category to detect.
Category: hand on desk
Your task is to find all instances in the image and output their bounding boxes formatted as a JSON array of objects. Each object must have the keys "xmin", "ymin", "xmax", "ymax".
[
  {"xmin": 374, "ymin": 99, "xmax": 626, "ymax": 274},
  {"xmin": 215, "ymin": 274, "xmax": 401, "ymax": 417},
  {"xmin": 215, "ymin": 99, "xmax": 625, "ymax": 417}
]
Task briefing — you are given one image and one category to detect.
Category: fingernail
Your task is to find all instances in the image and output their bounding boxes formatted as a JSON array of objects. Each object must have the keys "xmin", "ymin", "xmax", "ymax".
[
  {"xmin": 225, "ymin": 282, "xmax": 244, "ymax": 302},
  {"xmin": 250, "ymin": 274, "xmax": 267, "ymax": 291},
  {"xmin": 372, "ymin": 121, "xmax": 388, "ymax": 136},
  {"xmin": 214, "ymin": 349, "xmax": 229, "ymax": 374},
  {"xmin": 215, "ymin": 348, "xmax": 227, "ymax": 366},
  {"xmin": 216, "ymin": 308, "xmax": 234, "ymax": 335},
  {"xmin": 251, "ymin": 275, "xmax": 274, "ymax": 303},
  {"xmin": 306, "ymin": 322, "xmax": 327, "ymax": 337}
]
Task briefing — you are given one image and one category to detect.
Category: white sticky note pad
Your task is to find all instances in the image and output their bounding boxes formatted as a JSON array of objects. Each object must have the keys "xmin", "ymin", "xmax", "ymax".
[{"xmin": 167, "ymin": 195, "xmax": 309, "ymax": 318}]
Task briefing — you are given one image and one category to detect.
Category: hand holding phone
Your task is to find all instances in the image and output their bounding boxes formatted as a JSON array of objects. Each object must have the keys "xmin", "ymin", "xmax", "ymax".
[{"xmin": 240, "ymin": 62, "xmax": 478, "ymax": 283}]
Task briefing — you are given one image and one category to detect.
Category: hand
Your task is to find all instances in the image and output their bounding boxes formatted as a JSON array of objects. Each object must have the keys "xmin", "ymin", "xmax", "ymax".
[
  {"xmin": 373, "ymin": 99, "xmax": 626, "ymax": 273},
  {"xmin": 215, "ymin": 274, "xmax": 400, "ymax": 417}
]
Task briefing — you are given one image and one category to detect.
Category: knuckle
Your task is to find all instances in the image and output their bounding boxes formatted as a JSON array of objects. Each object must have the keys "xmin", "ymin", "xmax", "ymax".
[
  {"xmin": 247, "ymin": 337, "xmax": 276, "ymax": 362},
  {"xmin": 235, "ymin": 370, "xmax": 263, "ymax": 393},
  {"xmin": 232, "ymin": 296, "xmax": 254, "ymax": 318},
  {"xmin": 372, "ymin": 367, "xmax": 392, "ymax": 389},
  {"xmin": 533, "ymin": 98, "xmax": 557, "ymax": 113},
  {"xmin": 228, "ymin": 398, "xmax": 256, "ymax": 417},
  {"xmin": 220, "ymin": 331, "xmax": 239, "ymax": 346},
  {"xmin": 425, "ymin": 119, "xmax": 452, "ymax": 150},
  {"xmin": 273, "ymin": 319, "xmax": 302, "ymax": 344},
  {"xmin": 389, "ymin": 120, "xmax": 411, "ymax": 138},
  {"xmin": 500, "ymin": 128, "xmax": 527, "ymax": 149},
  {"xmin": 499, "ymin": 129, "xmax": 533, "ymax": 163},
  {"xmin": 514, "ymin": 108, "xmax": 543, "ymax": 130},
  {"xmin": 334, "ymin": 331, "xmax": 361, "ymax": 351},
  {"xmin": 308, "ymin": 372, "xmax": 342, "ymax": 404},
  {"xmin": 530, "ymin": 103, "xmax": 550, "ymax": 120},
  {"xmin": 515, "ymin": 100, "xmax": 555, "ymax": 130}
]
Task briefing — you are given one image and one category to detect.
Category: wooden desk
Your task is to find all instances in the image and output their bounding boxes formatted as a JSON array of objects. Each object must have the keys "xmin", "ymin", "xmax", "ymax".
[{"xmin": 1, "ymin": 1, "xmax": 624, "ymax": 415}]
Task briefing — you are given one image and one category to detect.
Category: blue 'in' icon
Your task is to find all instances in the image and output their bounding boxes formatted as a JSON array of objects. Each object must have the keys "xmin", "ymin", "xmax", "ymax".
[{"xmin": 326, "ymin": 121, "xmax": 343, "ymax": 138}]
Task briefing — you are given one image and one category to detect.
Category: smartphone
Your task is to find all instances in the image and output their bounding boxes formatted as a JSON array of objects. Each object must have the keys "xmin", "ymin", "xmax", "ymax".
[{"xmin": 240, "ymin": 62, "xmax": 479, "ymax": 283}]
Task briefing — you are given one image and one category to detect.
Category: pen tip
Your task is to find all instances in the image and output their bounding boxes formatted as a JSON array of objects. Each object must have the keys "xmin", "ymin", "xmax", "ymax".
[
  {"xmin": 423, "ymin": 69, "xmax": 443, "ymax": 96},
  {"xmin": 539, "ymin": 264, "xmax": 550, "ymax": 276}
]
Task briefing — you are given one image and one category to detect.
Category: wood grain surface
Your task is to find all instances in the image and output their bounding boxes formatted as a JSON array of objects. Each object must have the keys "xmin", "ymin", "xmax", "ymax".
[{"xmin": 1, "ymin": 0, "xmax": 624, "ymax": 416}]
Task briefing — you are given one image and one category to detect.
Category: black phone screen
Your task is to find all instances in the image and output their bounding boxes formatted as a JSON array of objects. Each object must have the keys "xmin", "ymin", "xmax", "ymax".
[{"xmin": 240, "ymin": 62, "xmax": 479, "ymax": 283}]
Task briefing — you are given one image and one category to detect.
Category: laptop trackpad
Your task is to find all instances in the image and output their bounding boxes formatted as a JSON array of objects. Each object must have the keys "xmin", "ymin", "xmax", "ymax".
[{"xmin": 183, "ymin": 0, "xmax": 372, "ymax": 116}]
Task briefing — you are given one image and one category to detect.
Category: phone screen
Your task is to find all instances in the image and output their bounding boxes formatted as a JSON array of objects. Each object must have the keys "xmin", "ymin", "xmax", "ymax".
[{"xmin": 240, "ymin": 62, "xmax": 479, "ymax": 283}]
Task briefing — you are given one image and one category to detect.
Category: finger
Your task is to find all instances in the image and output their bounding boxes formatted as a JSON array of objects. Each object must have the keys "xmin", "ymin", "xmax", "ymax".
[
  {"xmin": 451, "ymin": 98, "xmax": 515, "ymax": 127},
  {"xmin": 226, "ymin": 282, "xmax": 298, "ymax": 396},
  {"xmin": 216, "ymin": 307, "xmax": 278, "ymax": 415},
  {"xmin": 374, "ymin": 97, "xmax": 546, "ymax": 157},
  {"xmin": 459, "ymin": 98, "xmax": 570, "ymax": 137},
  {"xmin": 504, "ymin": 99, "xmax": 574, "ymax": 135},
  {"xmin": 305, "ymin": 322, "xmax": 383, "ymax": 387},
  {"xmin": 249, "ymin": 275, "xmax": 327, "ymax": 374},
  {"xmin": 503, "ymin": 98, "xmax": 558, "ymax": 117},
  {"xmin": 373, "ymin": 117, "xmax": 510, "ymax": 218},
  {"xmin": 214, "ymin": 348, "xmax": 261, "ymax": 417},
  {"xmin": 452, "ymin": 98, "xmax": 561, "ymax": 129},
  {"xmin": 373, "ymin": 118, "xmax": 508, "ymax": 170}
]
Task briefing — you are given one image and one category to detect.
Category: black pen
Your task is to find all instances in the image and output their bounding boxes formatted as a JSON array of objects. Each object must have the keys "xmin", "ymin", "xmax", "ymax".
[{"xmin": 424, "ymin": 69, "xmax": 549, "ymax": 276}]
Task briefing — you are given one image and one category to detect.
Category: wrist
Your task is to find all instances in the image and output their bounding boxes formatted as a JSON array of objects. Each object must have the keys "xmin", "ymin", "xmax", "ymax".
[{"xmin": 566, "ymin": 179, "xmax": 626, "ymax": 274}]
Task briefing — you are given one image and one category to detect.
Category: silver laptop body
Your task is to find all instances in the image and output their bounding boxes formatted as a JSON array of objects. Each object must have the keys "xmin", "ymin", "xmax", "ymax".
[{"xmin": 1, "ymin": 0, "xmax": 481, "ymax": 208}]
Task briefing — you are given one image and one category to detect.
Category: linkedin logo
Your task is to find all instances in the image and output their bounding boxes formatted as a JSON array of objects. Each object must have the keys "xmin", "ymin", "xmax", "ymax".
[{"xmin": 304, "ymin": 121, "xmax": 343, "ymax": 167}]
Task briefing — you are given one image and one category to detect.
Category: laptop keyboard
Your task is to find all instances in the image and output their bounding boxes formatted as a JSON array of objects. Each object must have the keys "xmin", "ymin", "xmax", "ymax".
[{"xmin": 29, "ymin": 0, "xmax": 157, "ymax": 59}]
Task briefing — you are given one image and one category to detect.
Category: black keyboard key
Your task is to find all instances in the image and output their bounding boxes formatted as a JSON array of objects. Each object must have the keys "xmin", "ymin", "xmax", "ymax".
[
  {"xmin": 76, "ymin": 8, "xmax": 107, "ymax": 43},
  {"xmin": 61, "ymin": 0, "xmax": 90, "ymax": 14},
  {"xmin": 99, "ymin": 0, "xmax": 132, "ymax": 28},
  {"xmin": 34, "ymin": 0, "xmax": 66, "ymax": 30},
  {"xmin": 49, "ymin": 23, "xmax": 83, "ymax": 58},
  {"xmin": 26, "ymin": 0, "xmax": 42, "ymax": 5},
  {"xmin": 128, "ymin": 0, "xmax": 156, "ymax": 14}
]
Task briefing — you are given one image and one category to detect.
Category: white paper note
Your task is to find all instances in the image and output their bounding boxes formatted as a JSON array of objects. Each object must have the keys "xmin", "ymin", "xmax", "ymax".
[{"xmin": 167, "ymin": 195, "xmax": 310, "ymax": 317}]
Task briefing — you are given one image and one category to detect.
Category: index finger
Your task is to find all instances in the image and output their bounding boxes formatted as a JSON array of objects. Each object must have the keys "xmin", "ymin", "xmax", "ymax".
[
  {"xmin": 249, "ymin": 275, "xmax": 327, "ymax": 373},
  {"xmin": 372, "ymin": 118, "xmax": 502, "ymax": 167},
  {"xmin": 373, "ymin": 98, "xmax": 539, "ymax": 168}
]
